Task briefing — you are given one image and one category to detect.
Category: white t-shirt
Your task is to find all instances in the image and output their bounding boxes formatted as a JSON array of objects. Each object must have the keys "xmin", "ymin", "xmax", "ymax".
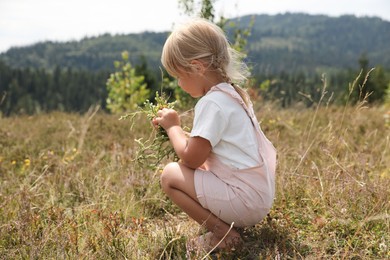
[{"xmin": 190, "ymin": 83, "xmax": 261, "ymax": 169}]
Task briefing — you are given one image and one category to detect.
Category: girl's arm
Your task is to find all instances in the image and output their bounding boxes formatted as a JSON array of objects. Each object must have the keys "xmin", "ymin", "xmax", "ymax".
[{"xmin": 154, "ymin": 108, "xmax": 211, "ymax": 169}]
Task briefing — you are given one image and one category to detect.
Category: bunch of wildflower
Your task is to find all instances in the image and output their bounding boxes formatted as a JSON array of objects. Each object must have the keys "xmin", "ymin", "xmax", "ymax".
[{"xmin": 121, "ymin": 91, "xmax": 178, "ymax": 170}]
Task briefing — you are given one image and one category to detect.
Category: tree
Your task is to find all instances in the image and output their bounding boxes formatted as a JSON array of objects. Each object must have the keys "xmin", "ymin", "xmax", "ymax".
[
  {"xmin": 106, "ymin": 51, "xmax": 150, "ymax": 113},
  {"xmin": 354, "ymin": 54, "xmax": 388, "ymax": 104},
  {"xmin": 369, "ymin": 65, "xmax": 388, "ymax": 103}
]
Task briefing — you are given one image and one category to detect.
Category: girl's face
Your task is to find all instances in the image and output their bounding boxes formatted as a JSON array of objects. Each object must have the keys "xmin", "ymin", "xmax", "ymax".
[
  {"xmin": 175, "ymin": 60, "xmax": 215, "ymax": 98},
  {"xmin": 176, "ymin": 70, "xmax": 206, "ymax": 98}
]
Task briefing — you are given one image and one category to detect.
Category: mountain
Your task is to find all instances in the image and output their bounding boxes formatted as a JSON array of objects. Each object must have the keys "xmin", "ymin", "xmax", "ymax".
[
  {"xmin": 0, "ymin": 32, "xmax": 167, "ymax": 72},
  {"xmin": 242, "ymin": 13, "xmax": 390, "ymax": 74},
  {"xmin": 1, "ymin": 13, "xmax": 389, "ymax": 74}
]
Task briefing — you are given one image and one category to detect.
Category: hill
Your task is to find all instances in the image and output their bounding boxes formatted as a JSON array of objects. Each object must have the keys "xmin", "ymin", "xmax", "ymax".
[
  {"xmin": 242, "ymin": 13, "xmax": 390, "ymax": 74},
  {"xmin": 0, "ymin": 32, "xmax": 166, "ymax": 72},
  {"xmin": 1, "ymin": 13, "xmax": 389, "ymax": 74}
]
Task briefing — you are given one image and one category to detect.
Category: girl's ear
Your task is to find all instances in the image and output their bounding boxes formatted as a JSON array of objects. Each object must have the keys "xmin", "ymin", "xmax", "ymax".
[{"xmin": 190, "ymin": 60, "xmax": 205, "ymax": 74}]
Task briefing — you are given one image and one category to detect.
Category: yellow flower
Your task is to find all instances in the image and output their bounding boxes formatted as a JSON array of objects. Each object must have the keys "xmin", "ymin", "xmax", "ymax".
[
  {"xmin": 381, "ymin": 169, "xmax": 389, "ymax": 179},
  {"xmin": 11, "ymin": 160, "xmax": 16, "ymax": 165},
  {"xmin": 268, "ymin": 119, "xmax": 276, "ymax": 125},
  {"xmin": 24, "ymin": 159, "xmax": 31, "ymax": 167}
]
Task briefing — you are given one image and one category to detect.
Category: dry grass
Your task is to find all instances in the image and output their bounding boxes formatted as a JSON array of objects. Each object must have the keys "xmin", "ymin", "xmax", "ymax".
[{"xmin": 0, "ymin": 100, "xmax": 389, "ymax": 259}]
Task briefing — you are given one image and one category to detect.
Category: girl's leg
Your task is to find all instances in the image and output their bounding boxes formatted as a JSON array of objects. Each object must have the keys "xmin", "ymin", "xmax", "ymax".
[{"xmin": 160, "ymin": 162, "xmax": 241, "ymax": 247}]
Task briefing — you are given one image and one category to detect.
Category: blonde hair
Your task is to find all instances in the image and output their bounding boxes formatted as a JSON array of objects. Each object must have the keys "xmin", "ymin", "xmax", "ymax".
[{"xmin": 161, "ymin": 18, "xmax": 251, "ymax": 105}]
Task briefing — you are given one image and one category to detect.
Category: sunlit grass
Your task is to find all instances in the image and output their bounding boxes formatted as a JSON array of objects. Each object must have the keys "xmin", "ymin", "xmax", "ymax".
[{"xmin": 0, "ymin": 99, "xmax": 389, "ymax": 258}]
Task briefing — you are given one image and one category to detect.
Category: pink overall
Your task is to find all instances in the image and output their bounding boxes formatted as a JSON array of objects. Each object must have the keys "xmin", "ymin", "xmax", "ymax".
[{"xmin": 194, "ymin": 85, "xmax": 277, "ymax": 227}]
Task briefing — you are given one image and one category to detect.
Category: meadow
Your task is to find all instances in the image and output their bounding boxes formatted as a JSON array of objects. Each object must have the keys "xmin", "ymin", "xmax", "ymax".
[{"xmin": 0, "ymin": 96, "xmax": 389, "ymax": 259}]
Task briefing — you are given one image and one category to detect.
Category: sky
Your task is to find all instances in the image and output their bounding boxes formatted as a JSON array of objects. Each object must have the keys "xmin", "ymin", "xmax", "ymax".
[{"xmin": 0, "ymin": 0, "xmax": 389, "ymax": 53}]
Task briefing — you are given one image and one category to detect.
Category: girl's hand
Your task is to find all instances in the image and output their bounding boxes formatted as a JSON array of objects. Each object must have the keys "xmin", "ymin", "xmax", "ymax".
[
  {"xmin": 154, "ymin": 108, "xmax": 211, "ymax": 169},
  {"xmin": 154, "ymin": 108, "xmax": 180, "ymax": 130}
]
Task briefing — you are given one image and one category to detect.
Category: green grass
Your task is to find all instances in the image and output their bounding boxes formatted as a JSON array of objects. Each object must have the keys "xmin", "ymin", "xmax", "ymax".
[{"xmin": 0, "ymin": 102, "xmax": 389, "ymax": 259}]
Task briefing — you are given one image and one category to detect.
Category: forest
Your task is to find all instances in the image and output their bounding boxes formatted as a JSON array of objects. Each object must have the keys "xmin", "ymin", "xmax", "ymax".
[{"xmin": 0, "ymin": 13, "xmax": 390, "ymax": 115}]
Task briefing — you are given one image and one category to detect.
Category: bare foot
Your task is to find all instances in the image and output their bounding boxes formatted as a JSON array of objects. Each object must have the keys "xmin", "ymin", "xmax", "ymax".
[
  {"xmin": 186, "ymin": 231, "xmax": 243, "ymax": 254},
  {"xmin": 212, "ymin": 231, "xmax": 243, "ymax": 251}
]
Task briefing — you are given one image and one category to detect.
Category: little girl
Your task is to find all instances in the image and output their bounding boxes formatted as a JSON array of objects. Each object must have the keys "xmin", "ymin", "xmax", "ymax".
[{"xmin": 153, "ymin": 18, "xmax": 276, "ymax": 253}]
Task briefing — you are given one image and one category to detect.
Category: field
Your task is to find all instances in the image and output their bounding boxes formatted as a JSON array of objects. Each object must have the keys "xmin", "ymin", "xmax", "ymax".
[{"xmin": 0, "ymin": 99, "xmax": 389, "ymax": 259}]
